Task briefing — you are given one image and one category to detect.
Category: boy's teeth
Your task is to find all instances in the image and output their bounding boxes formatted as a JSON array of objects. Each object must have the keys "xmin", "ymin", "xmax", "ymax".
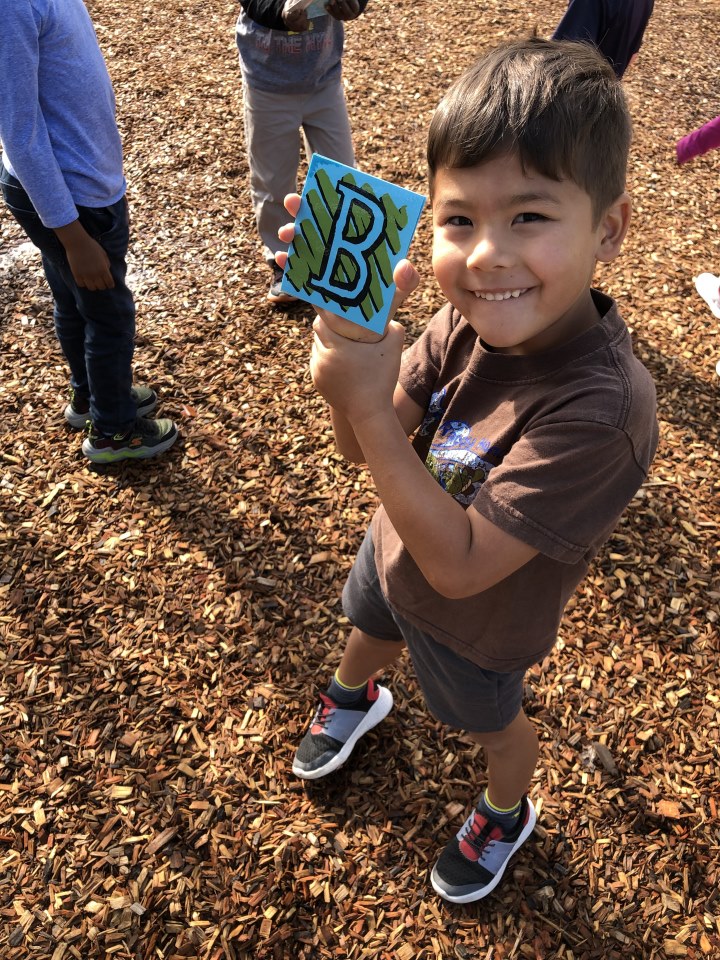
[{"xmin": 476, "ymin": 289, "xmax": 525, "ymax": 300}]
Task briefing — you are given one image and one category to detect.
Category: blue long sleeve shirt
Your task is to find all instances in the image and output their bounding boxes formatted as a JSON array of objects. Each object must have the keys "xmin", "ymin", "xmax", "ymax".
[{"xmin": 0, "ymin": 0, "xmax": 125, "ymax": 229}]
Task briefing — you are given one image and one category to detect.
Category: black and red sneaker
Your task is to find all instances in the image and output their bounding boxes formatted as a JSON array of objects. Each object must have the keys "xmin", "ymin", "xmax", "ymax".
[
  {"xmin": 431, "ymin": 796, "xmax": 537, "ymax": 903},
  {"xmin": 292, "ymin": 678, "xmax": 393, "ymax": 779}
]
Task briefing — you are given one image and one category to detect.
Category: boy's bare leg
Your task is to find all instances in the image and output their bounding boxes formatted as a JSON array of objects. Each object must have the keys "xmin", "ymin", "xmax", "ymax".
[
  {"xmin": 292, "ymin": 626, "xmax": 401, "ymax": 779},
  {"xmin": 467, "ymin": 709, "xmax": 539, "ymax": 810},
  {"xmin": 335, "ymin": 626, "xmax": 405, "ymax": 687},
  {"xmin": 431, "ymin": 710, "xmax": 539, "ymax": 903}
]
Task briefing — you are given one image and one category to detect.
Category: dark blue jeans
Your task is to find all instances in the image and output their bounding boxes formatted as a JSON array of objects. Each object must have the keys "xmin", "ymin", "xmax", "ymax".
[{"xmin": 1, "ymin": 163, "xmax": 136, "ymax": 434}]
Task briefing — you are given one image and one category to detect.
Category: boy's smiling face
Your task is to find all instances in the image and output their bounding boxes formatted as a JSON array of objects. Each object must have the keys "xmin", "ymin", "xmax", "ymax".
[{"xmin": 431, "ymin": 152, "xmax": 630, "ymax": 355}]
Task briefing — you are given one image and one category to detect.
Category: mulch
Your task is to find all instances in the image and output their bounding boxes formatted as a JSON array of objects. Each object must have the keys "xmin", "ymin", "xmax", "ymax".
[{"xmin": 1, "ymin": 0, "xmax": 718, "ymax": 958}]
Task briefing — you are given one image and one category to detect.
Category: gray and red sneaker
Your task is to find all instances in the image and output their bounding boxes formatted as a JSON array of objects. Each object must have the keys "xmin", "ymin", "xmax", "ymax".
[
  {"xmin": 431, "ymin": 796, "xmax": 537, "ymax": 903},
  {"xmin": 292, "ymin": 678, "xmax": 393, "ymax": 779}
]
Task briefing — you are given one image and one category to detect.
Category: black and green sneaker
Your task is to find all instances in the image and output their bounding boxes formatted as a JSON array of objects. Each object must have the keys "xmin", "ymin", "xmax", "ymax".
[
  {"xmin": 82, "ymin": 416, "xmax": 178, "ymax": 463},
  {"xmin": 64, "ymin": 386, "xmax": 158, "ymax": 429}
]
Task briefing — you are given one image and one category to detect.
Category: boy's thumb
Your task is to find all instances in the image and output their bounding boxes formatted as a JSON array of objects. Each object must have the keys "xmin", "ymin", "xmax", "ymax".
[
  {"xmin": 387, "ymin": 259, "xmax": 420, "ymax": 321},
  {"xmin": 394, "ymin": 258, "xmax": 420, "ymax": 296}
]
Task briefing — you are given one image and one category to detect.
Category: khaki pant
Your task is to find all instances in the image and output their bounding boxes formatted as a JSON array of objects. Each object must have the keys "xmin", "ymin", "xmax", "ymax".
[{"xmin": 242, "ymin": 79, "xmax": 355, "ymax": 262}]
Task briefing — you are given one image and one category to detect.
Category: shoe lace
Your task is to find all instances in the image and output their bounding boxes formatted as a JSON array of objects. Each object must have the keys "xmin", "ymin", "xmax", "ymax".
[
  {"xmin": 460, "ymin": 812, "xmax": 502, "ymax": 861},
  {"xmin": 312, "ymin": 694, "xmax": 336, "ymax": 732}
]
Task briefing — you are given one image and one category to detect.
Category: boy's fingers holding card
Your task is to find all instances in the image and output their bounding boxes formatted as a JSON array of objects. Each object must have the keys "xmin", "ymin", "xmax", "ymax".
[
  {"xmin": 312, "ymin": 314, "xmax": 329, "ymax": 343},
  {"xmin": 312, "ymin": 314, "xmax": 359, "ymax": 348},
  {"xmin": 278, "ymin": 194, "xmax": 301, "ymax": 247},
  {"xmin": 277, "ymin": 221, "xmax": 295, "ymax": 244},
  {"xmin": 320, "ymin": 312, "xmax": 387, "ymax": 342},
  {"xmin": 385, "ymin": 319, "xmax": 406, "ymax": 344},
  {"xmin": 283, "ymin": 193, "xmax": 302, "ymax": 217}
]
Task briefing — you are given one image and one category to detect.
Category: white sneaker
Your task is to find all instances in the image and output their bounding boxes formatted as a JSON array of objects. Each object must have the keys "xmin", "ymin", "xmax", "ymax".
[{"xmin": 694, "ymin": 273, "xmax": 720, "ymax": 319}]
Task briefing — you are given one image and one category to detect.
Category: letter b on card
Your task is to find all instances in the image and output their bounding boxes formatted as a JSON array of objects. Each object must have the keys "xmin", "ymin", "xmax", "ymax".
[{"xmin": 281, "ymin": 155, "xmax": 426, "ymax": 335}]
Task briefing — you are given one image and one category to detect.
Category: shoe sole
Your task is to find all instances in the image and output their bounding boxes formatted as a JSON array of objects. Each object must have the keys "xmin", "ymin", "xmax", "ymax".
[
  {"xmin": 82, "ymin": 428, "xmax": 178, "ymax": 463},
  {"xmin": 292, "ymin": 686, "xmax": 394, "ymax": 780},
  {"xmin": 430, "ymin": 799, "xmax": 538, "ymax": 904},
  {"xmin": 64, "ymin": 396, "xmax": 158, "ymax": 430}
]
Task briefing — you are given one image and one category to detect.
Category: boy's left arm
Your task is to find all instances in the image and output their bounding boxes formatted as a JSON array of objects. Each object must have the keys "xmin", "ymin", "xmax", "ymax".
[
  {"xmin": 311, "ymin": 318, "xmax": 538, "ymax": 599},
  {"xmin": 240, "ymin": 0, "xmax": 283, "ymax": 30}
]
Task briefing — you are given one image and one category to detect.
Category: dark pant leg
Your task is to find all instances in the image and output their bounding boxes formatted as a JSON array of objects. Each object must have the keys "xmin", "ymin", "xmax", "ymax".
[
  {"xmin": 41, "ymin": 253, "xmax": 90, "ymax": 397},
  {"xmin": 1, "ymin": 164, "xmax": 136, "ymax": 434},
  {"xmin": 0, "ymin": 164, "xmax": 89, "ymax": 392},
  {"xmin": 71, "ymin": 200, "xmax": 136, "ymax": 433}
]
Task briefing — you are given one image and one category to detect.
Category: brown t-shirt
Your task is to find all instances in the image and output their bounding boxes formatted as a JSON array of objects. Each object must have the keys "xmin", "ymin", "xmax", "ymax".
[{"xmin": 372, "ymin": 291, "xmax": 658, "ymax": 671}]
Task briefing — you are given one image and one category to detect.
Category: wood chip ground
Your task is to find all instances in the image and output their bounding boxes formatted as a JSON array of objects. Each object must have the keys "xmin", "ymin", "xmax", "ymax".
[{"xmin": 1, "ymin": 1, "xmax": 718, "ymax": 958}]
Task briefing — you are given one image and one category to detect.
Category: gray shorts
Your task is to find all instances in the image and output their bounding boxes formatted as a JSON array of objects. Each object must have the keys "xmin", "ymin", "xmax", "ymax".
[{"xmin": 341, "ymin": 529, "xmax": 526, "ymax": 733}]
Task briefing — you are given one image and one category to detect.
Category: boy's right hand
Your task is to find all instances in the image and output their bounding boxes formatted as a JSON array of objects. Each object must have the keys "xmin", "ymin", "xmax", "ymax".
[
  {"xmin": 282, "ymin": 8, "xmax": 309, "ymax": 31},
  {"xmin": 276, "ymin": 193, "xmax": 419, "ymax": 343},
  {"xmin": 54, "ymin": 219, "xmax": 114, "ymax": 290}
]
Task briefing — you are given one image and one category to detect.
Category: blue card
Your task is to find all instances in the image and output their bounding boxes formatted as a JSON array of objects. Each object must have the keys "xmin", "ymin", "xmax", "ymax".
[
  {"xmin": 305, "ymin": 0, "xmax": 328, "ymax": 16},
  {"xmin": 281, "ymin": 154, "xmax": 426, "ymax": 335}
]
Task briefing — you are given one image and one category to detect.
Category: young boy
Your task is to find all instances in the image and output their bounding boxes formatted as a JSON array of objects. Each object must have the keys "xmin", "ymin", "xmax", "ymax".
[
  {"xmin": 236, "ymin": 0, "xmax": 368, "ymax": 304},
  {"xmin": 552, "ymin": 0, "xmax": 654, "ymax": 78},
  {"xmin": 283, "ymin": 38, "xmax": 658, "ymax": 903},
  {"xmin": 0, "ymin": 0, "xmax": 178, "ymax": 463}
]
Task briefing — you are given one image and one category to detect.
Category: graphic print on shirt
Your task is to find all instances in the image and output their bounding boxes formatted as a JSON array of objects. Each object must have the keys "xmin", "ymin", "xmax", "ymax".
[
  {"xmin": 418, "ymin": 388, "xmax": 445, "ymax": 439},
  {"xmin": 419, "ymin": 390, "xmax": 497, "ymax": 505},
  {"xmin": 250, "ymin": 23, "xmax": 333, "ymax": 56}
]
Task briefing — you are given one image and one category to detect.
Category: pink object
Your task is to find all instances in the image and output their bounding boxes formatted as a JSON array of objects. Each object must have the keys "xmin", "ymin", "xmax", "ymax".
[{"xmin": 676, "ymin": 115, "xmax": 720, "ymax": 164}]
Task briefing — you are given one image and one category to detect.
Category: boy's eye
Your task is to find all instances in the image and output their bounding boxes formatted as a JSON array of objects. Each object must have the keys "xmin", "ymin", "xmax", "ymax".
[
  {"xmin": 445, "ymin": 215, "xmax": 473, "ymax": 227},
  {"xmin": 513, "ymin": 211, "xmax": 546, "ymax": 224}
]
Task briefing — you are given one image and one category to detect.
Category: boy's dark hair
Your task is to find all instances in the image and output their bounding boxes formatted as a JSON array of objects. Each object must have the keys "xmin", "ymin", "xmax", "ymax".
[{"xmin": 427, "ymin": 37, "xmax": 632, "ymax": 222}]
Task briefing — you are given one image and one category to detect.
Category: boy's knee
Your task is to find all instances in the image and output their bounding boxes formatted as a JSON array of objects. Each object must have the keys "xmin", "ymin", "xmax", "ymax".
[
  {"xmin": 467, "ymin": 727, "xmax": 513, "ymax": 752},
  {"xmin": 352, "ymin": 626, "xmax": 405, "ymax": 650},
  {"xmin": 467, "ymin": 710, "xmax": 535, "ymax": 751}
]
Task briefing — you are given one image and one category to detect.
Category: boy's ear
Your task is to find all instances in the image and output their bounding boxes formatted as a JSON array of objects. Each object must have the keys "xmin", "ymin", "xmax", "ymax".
[{"xmin": 595, "ymin": 192, "xmax": 632, "ymax": 263}]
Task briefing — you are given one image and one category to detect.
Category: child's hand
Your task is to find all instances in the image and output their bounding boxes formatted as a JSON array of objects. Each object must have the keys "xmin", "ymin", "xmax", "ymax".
[
  {"xmin": 276, "ymin": 193, "xmax": 420, "ymax": 342},
  {"xmin": 326, "ymin": 0, "xmax": 361, "ymax": 20},
  {"xmin": 310, "ymin": 315, "xmax": 405, "ymax": 426},
  {"xmin": 54, "ymin": 220, "xmax": 114, "ymax": 290},
  {"xmin": 282, "ymin": 8, "xmax": 309, "ymax": 31}
]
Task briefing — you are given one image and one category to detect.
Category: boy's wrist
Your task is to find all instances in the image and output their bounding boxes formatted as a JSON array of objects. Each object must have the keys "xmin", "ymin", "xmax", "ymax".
[
  {"xmin": 349, "ymin": 406, "xmax": 404, "ymax": 448},
  {"xmin": 53, "ymin": 218, "xmax": 91, "ymax": 250}
]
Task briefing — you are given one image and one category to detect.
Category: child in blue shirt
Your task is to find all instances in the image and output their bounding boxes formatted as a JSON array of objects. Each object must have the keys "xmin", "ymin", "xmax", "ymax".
[{"xmin": 0, "ymin": 0, "xmax": 177, "ymax": 463}]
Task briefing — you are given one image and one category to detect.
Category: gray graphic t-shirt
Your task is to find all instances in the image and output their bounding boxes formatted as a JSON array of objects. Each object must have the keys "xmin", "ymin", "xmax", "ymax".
[{"xmin": 236, "ymin": 10, "xmax": 344, "ymax": 93}]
